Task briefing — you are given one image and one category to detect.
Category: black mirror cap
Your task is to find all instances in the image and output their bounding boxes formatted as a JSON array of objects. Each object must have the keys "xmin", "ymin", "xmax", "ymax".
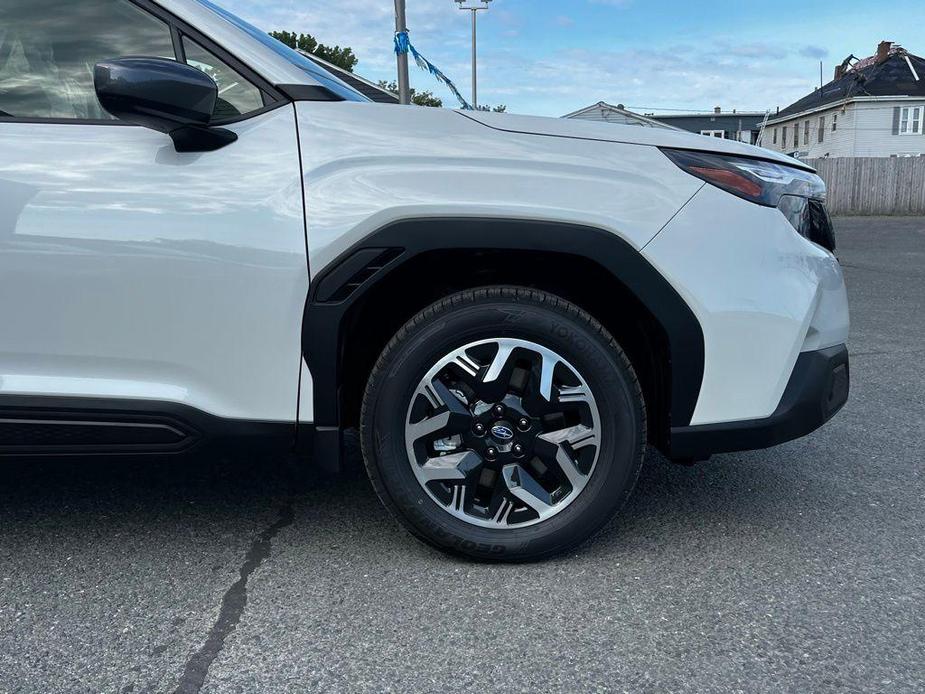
[
  {"xmin": 95, "ymin": 57, "xmax": 217, "ymax": 131},
  {"xmin": 95, "ymin": 57, "xmax": 237, "ymax": 152}
]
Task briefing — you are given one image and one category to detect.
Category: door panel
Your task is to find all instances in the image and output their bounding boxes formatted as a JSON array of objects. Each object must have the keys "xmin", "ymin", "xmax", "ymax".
[{"xmin": 0, "ymin": 105, "xmax": 308, "ymax": 421}]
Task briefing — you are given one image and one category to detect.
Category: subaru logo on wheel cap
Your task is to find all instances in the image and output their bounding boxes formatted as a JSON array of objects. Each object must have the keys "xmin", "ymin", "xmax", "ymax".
[{"xmin": 491, "ymin": 424, "xmax": 514, "ymax": 441}]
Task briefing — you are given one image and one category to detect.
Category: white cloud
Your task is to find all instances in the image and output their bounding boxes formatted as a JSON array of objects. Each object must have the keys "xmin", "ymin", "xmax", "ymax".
[
  {"xmin": 220, "ymin": 0, "xmax": 461, "ymax": 71},
  {"xmin": 216, "ymin": 1, "xmax": 824, "ymax": 116},
  {"xmin": 487, "ymin": 42, "xmax": 820, "ymax": 116}
]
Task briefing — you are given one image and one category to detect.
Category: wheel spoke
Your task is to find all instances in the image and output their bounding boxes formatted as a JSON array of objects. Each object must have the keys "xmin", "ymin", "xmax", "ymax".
[
  {"xmin": 419, "ymin": 450, "xmax": 482, "ymax": 483},
  {"xmin": 418, "ymin": 378, "xmax": 470, "ymax": 415},
  {"xmin": 535, "ymin": 424, "xmax": 598, "ymax": 488},
  {"xmin": 491, "ymin": 497, "xmax": 516, "ymax": 525},
  {"xmin": 539, "ymin": 423, "xmax": 598, "ymax": 449},
  {"xmin": 483, "ymin": 342, "xmax": 517, "ymax": 384},
  {"xmin": 408, "ymin": 411, "xmax": 470, "ymax": 442},
  {"xmin": 538, "ymin": 351, "xmax": 562, "ymax": 402},
  {"xmin": 449, "ymin": 483, "xmax": 467, "ymax": 512},
  {"xmin": 407, "ymin": 411, "xmax": 451, "ymax": 442},
  {"xmin": 408, "ymin": 378, "xmax": 472, "ymax": 443},
  {"xmin": 556, "ymin": 384, "xmax": 593, "ymax": 407},
  {"xmin": 452, "ymin": 353, "xmax": 480, "ymax": 379},
  {"xmin": 502, "ymin": 463, "xmax": 555, "ymax": 516},
  {"xmin": 433, "ymin": 379, "xmax": 471, "ymax": 414},
  {"xmin": 485, "ymin": 343, "xmax": 561, "ymax": 402}
]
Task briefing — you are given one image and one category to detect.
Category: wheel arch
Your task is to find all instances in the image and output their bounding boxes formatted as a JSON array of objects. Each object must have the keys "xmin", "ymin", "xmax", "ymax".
[{"xmin": 302, "ymin": 218, "xmax": 704, "ymax": 466}]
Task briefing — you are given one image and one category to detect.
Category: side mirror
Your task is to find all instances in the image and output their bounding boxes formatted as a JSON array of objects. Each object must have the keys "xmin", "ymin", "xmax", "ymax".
[{"xmin": 94, "ymin": 57, "xmax": 237, "ymax": 152}]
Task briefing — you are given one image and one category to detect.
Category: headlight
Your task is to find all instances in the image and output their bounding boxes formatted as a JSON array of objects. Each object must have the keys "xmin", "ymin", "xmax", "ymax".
[
  {"xmin": 661, "ymin": 148, "xmax": 835, "ymax": 251},
  {"xmin": 660, "ymin": 148, "xmax": 825, "ymax": 207}
]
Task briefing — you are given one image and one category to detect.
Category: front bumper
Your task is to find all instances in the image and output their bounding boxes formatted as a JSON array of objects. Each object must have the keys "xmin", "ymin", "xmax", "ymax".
[{"xmin": 669, "ymin": 344, "xmax": 849, "ymax": 459}]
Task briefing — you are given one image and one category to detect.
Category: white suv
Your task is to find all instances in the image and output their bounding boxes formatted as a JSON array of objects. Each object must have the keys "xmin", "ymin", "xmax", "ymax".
[{"xmin": 0, "ymin": 0, "xmax": 849, "ymax": 560}]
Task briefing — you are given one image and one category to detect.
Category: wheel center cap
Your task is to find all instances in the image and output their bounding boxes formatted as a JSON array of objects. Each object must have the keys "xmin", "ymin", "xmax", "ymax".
[{"xmin": 490, "ymin": 422, "xmax": 515, "ymax": 442}]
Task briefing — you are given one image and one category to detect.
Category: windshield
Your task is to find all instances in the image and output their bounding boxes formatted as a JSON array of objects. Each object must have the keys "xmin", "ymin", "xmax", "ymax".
[{"xmin": 195, "ymin": 0, "xmax": 369, "ymax": 102}]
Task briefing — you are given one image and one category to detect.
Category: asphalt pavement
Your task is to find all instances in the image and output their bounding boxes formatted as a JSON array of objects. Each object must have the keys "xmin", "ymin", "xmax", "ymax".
[{"xmin": 1, "ymin": 217, "xmax": 923, "ymax": 693}]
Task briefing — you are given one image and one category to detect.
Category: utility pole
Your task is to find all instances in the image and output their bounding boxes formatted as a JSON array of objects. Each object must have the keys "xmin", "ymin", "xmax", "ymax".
[
  {"xmin": 394, "ymin": 0, "xmax": 411, "ymax": 105},
  {"xmin": 454, "ymin": 1, "xmax": 493, "ymax": 109}
]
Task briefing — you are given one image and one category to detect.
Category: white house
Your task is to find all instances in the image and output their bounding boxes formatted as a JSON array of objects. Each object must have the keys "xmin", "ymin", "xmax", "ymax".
[
  {"xmin": 562, "ymin": 102, "xmax": 678, "ymax": 129},
  {"xmin": 762, "ymin": 42, "xmax": 925, "ymax": 158},
  {"xmin": 564, "ymin": 102, "xmax": 767, "ymax": 143}
]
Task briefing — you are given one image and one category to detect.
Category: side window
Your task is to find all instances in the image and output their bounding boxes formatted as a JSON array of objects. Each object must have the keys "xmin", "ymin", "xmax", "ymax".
[
  {"xmin": 0, "ymin": 0, "xmax": 174, "ymax": 120},
  {"xmin": 181, "ymin": 37, "xmax": 265, "ymax": 120}
]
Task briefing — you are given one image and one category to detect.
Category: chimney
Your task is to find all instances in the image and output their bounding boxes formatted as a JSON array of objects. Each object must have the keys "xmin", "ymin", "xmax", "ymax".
[
  {"xmin": 877, "ymin": 41, "xmax": 893, "ymax": 63},
  {"xmin": 714, "ymin": 106, "xmax": 721, "ymax": 114},
  {"xmin": 835, "ymin": 64, "xmax": 846, "ymax": 80}
]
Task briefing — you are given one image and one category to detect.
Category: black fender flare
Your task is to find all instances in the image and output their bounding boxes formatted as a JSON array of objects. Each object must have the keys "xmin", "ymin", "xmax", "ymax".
[{"xmin": 302, "ymin": 217, "xmax": 704, "ymax": 434}]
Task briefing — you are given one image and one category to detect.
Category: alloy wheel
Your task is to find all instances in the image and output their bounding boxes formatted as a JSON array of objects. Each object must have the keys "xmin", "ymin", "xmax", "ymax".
[{"xmin": 404, "ymin": 338, "xmax": 601, "ymax": 528}]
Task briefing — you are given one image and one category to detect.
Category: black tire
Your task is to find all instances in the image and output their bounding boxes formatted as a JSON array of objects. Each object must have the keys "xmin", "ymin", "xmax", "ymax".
[{"xmin": 360, "ymin": 286, "xmax": 646, "ymax": 562}]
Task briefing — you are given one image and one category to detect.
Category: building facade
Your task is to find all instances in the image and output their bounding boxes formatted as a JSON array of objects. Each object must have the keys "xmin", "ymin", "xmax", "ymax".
[
  {"xmin": 763, "ymin": 42, "xmax": 925, "ymax": 158},
  {"xmin": 562, "ymin": 102, "xmax": 677, "ymax": 128},
  {"xmin": 646, "ymin": 109, "xmax": 767, "ymax": 144},
  {"xmin": 562, "ymin": 102, "xmax": 765, "ymax": 143}
]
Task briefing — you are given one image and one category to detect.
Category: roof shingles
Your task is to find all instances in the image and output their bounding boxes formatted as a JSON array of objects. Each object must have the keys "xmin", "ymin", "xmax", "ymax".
[{"xmin": 774, "ymin": 48, "xmax": 925, "ymax": 121}]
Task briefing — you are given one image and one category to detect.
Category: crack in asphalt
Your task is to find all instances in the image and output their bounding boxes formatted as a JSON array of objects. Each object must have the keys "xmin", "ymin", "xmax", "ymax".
[{"xmin": 173, "ymin": 503, "xmax": 295, "ymax": 694}]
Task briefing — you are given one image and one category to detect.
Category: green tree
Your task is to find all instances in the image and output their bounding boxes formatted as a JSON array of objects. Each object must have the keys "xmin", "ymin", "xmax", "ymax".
[
  {"xmin": 378, "ymin": 81, "xmax": 443, "ymax": 108},
  {"xmin": 378, "ymin": 81, "xmax": 507, "ymax": 111},
  {"xmin": 269, "ymin": 31, "xmax": 358, "ymax": 73}
]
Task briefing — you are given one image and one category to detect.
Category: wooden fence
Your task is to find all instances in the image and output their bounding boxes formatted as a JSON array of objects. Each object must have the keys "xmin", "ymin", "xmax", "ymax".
[{"xmin": 805, "ymin": 157, "xmax": 925, "ymax": 216}]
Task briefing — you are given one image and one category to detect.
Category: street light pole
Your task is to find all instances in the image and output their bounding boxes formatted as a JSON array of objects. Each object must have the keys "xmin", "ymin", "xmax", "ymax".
[
  {"xmin": 394, "ymin": 0, "xmax": 411, "ymax": 105},
  {"xmin": 470, "ymin": 9, "xmax": 477, "ymax": 109},
  {"xmin": 455, "ymin": 1, "xmax": 493, "ymax": 110}
]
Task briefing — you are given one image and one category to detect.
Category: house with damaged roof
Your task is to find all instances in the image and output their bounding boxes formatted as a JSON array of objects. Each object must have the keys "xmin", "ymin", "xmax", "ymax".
[{"xmin": 762, "ymin": 41, "xmax": 925, "ymax": 158}]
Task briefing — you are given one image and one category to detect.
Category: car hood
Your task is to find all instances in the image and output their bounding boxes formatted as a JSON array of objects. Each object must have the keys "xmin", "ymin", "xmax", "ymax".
[{"xmin": 458, "ymin": 111, "xmax": 810, "ymax": 170}]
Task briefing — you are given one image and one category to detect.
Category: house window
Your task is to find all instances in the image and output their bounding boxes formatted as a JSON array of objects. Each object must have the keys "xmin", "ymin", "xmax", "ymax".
[
  {"xmin": 782, "ymin": 126, "xmax": 788, "ymax": 149},
  {"xmin": 818, "ymin": 116, "xmax": 825, "ymax": 143},
  {"xmin": 700, "ymin": 130, "xmax": 725, "ymax": 138},
  {"xmin": 899, "ymin": 106, "xmax": 923, "ymax": 135},
  {"xmin": 773, "ymin": 128, "xmax": 778, "ymax": 144},
  {"xmin": 832, "ymin": 114, "xmax": 838, "ymax": 131},
  {"xmin": 804, "ymin": 121, "xmax": 810, "ymax": 145}
]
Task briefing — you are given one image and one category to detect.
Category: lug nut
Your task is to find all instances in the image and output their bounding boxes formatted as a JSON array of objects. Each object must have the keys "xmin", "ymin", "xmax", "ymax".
[
  {"xmin": 492, "ymin": 404, "xmax": 505, "ymax": 417},
  {"xmin": 485, "ymin": 447, "xmax": 498, "ymax": 460},
  {"xmin": 513, "ymin": 443, "xmax": 525, "ymax": 458},
  {"xmin": 473, "ymin": 422, "xmax": 486, "ymax": 436},
  {"xmin": 517, "ymin": 417, "xmax": 530, "ymax": 431}
]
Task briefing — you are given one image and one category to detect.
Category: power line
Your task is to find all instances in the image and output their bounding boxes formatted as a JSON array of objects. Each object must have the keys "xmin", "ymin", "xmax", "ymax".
[{"xmin": 625, "ymin": 104, "xmax": 923, "ymax": 115}]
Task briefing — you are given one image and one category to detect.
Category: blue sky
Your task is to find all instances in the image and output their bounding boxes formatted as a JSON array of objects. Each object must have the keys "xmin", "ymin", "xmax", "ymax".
[{"xmin": 217, "ymin": 0, "xmax": 924, "ymax": 116}]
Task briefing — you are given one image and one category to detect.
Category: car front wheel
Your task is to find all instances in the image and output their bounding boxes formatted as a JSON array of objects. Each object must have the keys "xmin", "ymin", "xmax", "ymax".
[{"xmin": 361, "ymin": 286, "xmax": 646, "ymax": 561}]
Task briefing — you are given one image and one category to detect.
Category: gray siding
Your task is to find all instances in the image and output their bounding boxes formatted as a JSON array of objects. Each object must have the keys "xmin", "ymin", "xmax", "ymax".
[
  {"xmin": 764, "ymin": 100, "xmax": 925, "ymax": 158},
  {"xmin": 650, "ymin": 113, "xmax": 765, "ymax": 142}
]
